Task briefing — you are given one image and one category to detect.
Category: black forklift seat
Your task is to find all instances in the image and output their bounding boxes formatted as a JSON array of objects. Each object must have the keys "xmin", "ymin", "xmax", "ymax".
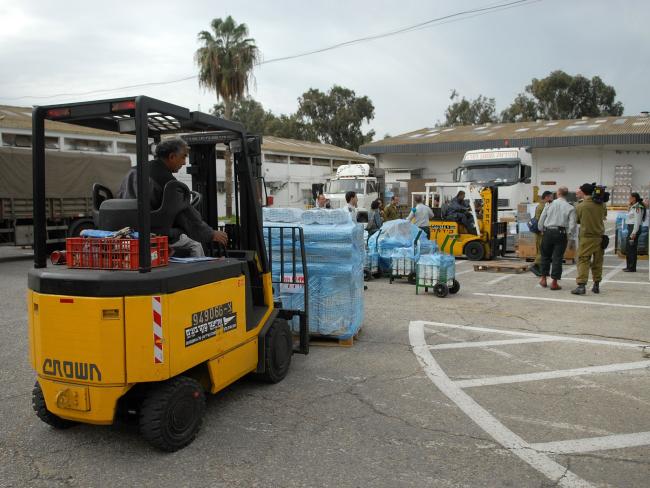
[{"xmin": 95, "ymin": 180, "xmax": 190, "ymax": 236}]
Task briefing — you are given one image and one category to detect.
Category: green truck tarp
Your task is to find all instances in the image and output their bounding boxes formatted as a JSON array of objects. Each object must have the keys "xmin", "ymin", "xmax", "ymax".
[{"xmin": 0, "ymin": 147, "xmax": 131, "ymax": 199}]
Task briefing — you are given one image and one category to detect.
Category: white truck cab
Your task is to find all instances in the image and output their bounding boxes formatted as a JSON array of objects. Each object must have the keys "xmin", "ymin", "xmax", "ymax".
[
  {"xmin": 455, "ymin": 147, "xmax": 533, "ymax": 211},
  {"xmin": 324, "ymin": 163, "xmax": 384, "ymax": 222}
]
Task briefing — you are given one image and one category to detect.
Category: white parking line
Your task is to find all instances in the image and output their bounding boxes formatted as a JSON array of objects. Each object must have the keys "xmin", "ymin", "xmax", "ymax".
[
  {"xmin": 473, "ymin": 292, "xmax": 650, "ymax": 310},
  {"xmin": 486, "ymin": 273, "xmax": 514, "ymax": 285},
  {"xmin": 602, "ymin": 262, "xmax": 627, "ymax": 282},
  {"xmin": 429, "ymin": 337, "xmax": 559, "ymax": 350},
  {"xmin": 455, "ymin": 360, "xmax": 650, "ymax": 388},
  {"xmin": 602, "ymin": 280, "xmax": 650, "ymax": 285},
  {"xmin": 410, "ymin": 321, "xmax": 594, "ymax": 488},
  {"xmin": 455, "ymin": 269, "xmax": 475, "ymax": 276},
  {"xmin": 530, "ymin": 431, "xmax": 650, "ymax": 454}
]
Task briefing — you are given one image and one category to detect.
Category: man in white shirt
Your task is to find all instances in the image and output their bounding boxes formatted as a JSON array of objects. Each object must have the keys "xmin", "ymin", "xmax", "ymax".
[
  {"xmin": 407, "ymin": 195, "xmax": 434, "ymax": 238},
  {"xmin": 537, "ymin": 186, "xmax": 577, "ymax": 290},
  {"xmin": 345, "ymin": 191, "xmax": 358, "ymax": 223}
]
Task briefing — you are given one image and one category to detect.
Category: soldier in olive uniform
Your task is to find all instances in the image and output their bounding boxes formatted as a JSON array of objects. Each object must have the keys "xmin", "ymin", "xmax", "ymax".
[
  {"xmin": 531, "ymin": 191, "xmax": 553, "ymax": 276},
  {"xmin": 572, "ymin": 183, "xmax": 607, "ymax": 295}
]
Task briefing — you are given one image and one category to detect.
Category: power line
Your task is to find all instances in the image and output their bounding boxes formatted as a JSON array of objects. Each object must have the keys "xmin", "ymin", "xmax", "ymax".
[{"xmin": 2, "ymin": 0, "xmax": 541, "ymax": 102}]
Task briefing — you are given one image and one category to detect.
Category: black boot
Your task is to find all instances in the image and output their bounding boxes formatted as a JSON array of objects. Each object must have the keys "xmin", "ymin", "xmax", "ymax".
[
  {"xmin": 571, "ymin": 284, "xmax": 586, "ymax": 295},
  {"xmin": 591, "ymin": 282, "xmax": 600, "ymax": 294}
]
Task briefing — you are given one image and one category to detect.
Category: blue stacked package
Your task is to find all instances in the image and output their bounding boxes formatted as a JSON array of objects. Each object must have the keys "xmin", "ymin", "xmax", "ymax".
[{"xmin": 264, "ymin": 214, "xmax": 364, "ymax": 339}]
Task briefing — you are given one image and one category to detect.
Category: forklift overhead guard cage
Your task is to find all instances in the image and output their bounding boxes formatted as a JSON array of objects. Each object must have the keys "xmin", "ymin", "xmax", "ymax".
[{"xmin": 31, "ymin": 96, "xmax": 267, "ymax": 273}]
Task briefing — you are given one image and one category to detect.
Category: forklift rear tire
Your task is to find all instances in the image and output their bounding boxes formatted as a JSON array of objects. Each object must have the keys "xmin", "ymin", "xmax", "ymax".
[
  {"xmin": 32, "ymin": 381, "xmax": 77, "ymax": 429},
  {"xmin": 139, "ymin": 376, "xmax": 206, "ymax": 452},
  {"xmin": 449, "ymin": 279, "xmax": 460, "ymax": 294},
  {"xmin": 258, "ymin": 318, "xmax": 293, "ymax": 384},
  {"xmin": 433, "ymin": 283, "xmax": 449, "ymax": 298},
  {"xmin": 464, "ymin": 241, "xmax": 485, "ymax": 261}
]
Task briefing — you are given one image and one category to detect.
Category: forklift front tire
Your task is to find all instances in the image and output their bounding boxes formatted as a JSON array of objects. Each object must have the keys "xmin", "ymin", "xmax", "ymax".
[
  {"xmin": 258, "ymin": 318, "xmax": 293, "ymax": 384},
  {"xmin": 139, "ymin": 376, "xmax": 206, "ymax": 452},
  {"xmin": 32, "ymin": 381, "xmax": 77, "ymax": 429},
  {"xmin": 464, "ymin": 241, "xmax": 485, "ymax": 261}
]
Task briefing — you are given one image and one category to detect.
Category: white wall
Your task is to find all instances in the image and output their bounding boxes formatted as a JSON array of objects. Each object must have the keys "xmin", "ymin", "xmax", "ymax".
[
  {"xmin": 376, "ymin": 145, "xmax": 650, "ymax": 202},
  {"xmin": 176, "ymin": 155, "xmax": 337, "ymax": 214}
]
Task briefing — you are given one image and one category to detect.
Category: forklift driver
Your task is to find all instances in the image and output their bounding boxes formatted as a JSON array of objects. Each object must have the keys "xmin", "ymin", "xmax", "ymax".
[
  {"xmin": 117, "ymin": 138, "xmax": 228, "ymax": 256},
  {"xmin": 444, "ymin": 191, "xmax": 477, "ymax": 234}
]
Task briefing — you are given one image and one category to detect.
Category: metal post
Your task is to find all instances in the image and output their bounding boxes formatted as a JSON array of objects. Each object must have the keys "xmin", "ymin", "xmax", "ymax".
[
  {"xmin": 135, "ymin": 98, "xmax": 151, "ymax": 272},
  {"xmin": 32, "ymin": 108, "xmax": 47, "ymax": 268}
]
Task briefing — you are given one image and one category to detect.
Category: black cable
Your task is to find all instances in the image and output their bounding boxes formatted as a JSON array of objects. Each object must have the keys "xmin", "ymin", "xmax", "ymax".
[{"xmin": 2, "ymin": 0, "xmax": 541, "ymax": 102}]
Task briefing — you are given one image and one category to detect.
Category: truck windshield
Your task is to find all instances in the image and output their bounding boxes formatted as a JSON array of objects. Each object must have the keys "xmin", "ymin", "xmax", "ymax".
[
  {"xmin": 458, "ymin": 164, "xmax": 519, "ymax": 185},
  {"xmin": 326, "ymin": 179, "xmax": 365, "ymax": 194}
]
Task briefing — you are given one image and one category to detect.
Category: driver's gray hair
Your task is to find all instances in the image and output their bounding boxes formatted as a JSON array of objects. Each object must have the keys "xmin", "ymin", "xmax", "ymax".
[{"xmin": 155, "ymin": 138, "xmax": 188, "ymax": 160}]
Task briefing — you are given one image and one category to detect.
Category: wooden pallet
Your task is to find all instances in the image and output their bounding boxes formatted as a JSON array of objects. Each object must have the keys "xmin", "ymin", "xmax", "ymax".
[
  {"xmin": 308, "ymin": 330, "xmax": 361, "ymax": 348},
  {"xmin": 473, "ymin": 260, "xmax": 532, "ymax": 273}
]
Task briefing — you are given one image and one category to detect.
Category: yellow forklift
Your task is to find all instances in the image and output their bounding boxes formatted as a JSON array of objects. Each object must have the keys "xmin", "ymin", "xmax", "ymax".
[
  {"xmin": 419, "ymin": 182, "xmax": 507, "ymax": 261},
  {"xmin": 28, "ymin": 96, "xmax": 308, "ymax": 451}
]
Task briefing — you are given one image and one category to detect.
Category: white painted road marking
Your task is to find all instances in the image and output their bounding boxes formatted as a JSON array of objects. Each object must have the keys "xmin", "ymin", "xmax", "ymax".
[
  {"xmin": 410, "ymin": 321, "xmax": 594, "ymax": 488},
  {"xmin": 423, "ymin": 321, "xmax": 647, "ymax": 349},
  {"xmin": 473, "ymin": 292, "xmax": 650, "ymax": 310},
  {"xmin": 455, "ymin": 360, "xmax": 650, "ymax": 388},
  {"xmin": 429, "ymin": 337, "xmax": 559, "ymax": 350},
  {"xmin": 530, "ymin": 431, "xmax": 650, "ymax": 454},
  {"xmin": 602, "ymin": 279, "xmax": 650, "ymax": 285},
  {"xmin": 486, "ymin": 273, "xmax": 514, "ymax": 285},
  {"xmin": 602, "ymin": 262, "xmax": 626, "ymax": 282},
  {"xmin": 455, "ymin": 269, "xmax": 475, "ymax": 276}
]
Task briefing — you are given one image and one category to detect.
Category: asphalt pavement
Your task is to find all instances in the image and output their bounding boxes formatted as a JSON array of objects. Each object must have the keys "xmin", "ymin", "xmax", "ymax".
[{"xmin": 1, "ymin": 244, "xmax": 649, "ymax": 487}]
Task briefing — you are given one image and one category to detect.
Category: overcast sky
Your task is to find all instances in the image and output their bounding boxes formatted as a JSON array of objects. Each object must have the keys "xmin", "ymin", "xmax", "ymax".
[{"xmin": 1, "ymin": 0, "xmax": 649, "ymax": 141}]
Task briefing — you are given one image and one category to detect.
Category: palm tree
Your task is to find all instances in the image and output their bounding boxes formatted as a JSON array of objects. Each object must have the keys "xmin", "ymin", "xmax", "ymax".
[{"xmin": 195, "ymin": 16, "xmax": 260, "ymax": 216}]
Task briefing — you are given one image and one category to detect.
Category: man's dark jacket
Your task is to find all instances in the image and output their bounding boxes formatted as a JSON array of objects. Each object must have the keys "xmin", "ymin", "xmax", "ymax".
[{"xmin": 117, "ymin": 159, "xmax": 214, "ymax": 243}]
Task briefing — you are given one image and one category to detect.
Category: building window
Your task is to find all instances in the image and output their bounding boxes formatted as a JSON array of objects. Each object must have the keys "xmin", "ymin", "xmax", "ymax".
[
  {"xmin": 302, "ymin": 189, "xmax": 313, "ymax": 203},
  {"xmin": 264, "ymin": 153, "xmax": 287, "ymax": 163},
  {"xmin": 290, "ymin": 156, "xmax": 310, "ymax": 165},
  {"xmin": 312, "ymin": 158, "xmax": 331, "ymax": 167},
  {"xmin": 116, "ymin": 142, "xmax": 136, "ymax": 154},
  {"xmin": 63, "ymin": 138, "xmax": 112, "ymax": 153},
  {"xmin": 1, "ymin": 133, "xmax": 60, "ymax": 149},
  {"xmin": 216, "ymin": 150, "xmax": 225, "ymax": 159},
  {"xmin": 332, "ymin": 160, "xmax": 348, "ymax": 168}
]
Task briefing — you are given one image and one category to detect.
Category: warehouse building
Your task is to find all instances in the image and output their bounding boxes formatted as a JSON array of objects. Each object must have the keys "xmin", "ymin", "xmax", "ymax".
[
  {"xmin": 360, "ymin": 115, "xmax": 650, "ymax": 205},
  {"xmin": 0, "ymin": 105, "xmax": 372, "ymax": 209}
]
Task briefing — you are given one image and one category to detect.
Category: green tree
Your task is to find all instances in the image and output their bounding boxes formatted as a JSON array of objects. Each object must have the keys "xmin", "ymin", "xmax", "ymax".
[
  {"xmin": 500, "ymin": 92, "xmax": 538, "ymax": 123},
  {"xmin": 212, "ymin": 98, "xmax": 271, "ymax": 135},
  {"xmin": 295, "ymin": 85, "xmax": 375, "ymax": 151},
  {"xmin": 501, "ymin": 70, "xmax": 624, "ymax": 121},
  {"xmin": 195, "ymin": 16, "xmax": 260, "ymax": 216},
  {"xmin": 443, "ymin": 91, "xmax": 497, "ymax": 126}
]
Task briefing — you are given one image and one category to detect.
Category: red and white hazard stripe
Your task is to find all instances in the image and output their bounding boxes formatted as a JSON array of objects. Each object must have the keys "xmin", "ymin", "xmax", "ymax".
[{"xmin": 152, "ymin": 296, "xmax": 163, "ymax": 364}]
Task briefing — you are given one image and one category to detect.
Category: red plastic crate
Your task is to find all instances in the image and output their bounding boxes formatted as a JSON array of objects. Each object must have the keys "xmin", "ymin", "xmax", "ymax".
[{"xmin": 65, "ymin": 236, "xmax": 169, "ymax": 270}]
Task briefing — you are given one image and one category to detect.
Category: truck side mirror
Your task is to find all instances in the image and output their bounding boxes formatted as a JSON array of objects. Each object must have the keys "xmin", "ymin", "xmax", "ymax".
[{"xmin": 454, "ymin": 167, "xmax": 461, "ymax": 182}]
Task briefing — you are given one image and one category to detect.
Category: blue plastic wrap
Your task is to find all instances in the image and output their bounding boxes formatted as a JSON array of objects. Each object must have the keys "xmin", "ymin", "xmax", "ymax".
[
  {"xmin": 263, "ymin": 207, "xmax": 304, "ymax": 223},
  {"xmin": 264, "ymin": 215, "xmax": 364, "ymax": 339},
  {"xmin": 416, "ymin": 252, "xmax": 456, "ymax": 286},
  {"xmin": 302, "ymin": 208, "xmax": 352, "ymax": 225}
]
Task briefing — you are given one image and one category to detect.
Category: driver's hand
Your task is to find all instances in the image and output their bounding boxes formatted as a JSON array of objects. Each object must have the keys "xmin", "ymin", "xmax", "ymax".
[{"xmin": 212, "ymin": 230, "xmax": 228, "ymax": 246}]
